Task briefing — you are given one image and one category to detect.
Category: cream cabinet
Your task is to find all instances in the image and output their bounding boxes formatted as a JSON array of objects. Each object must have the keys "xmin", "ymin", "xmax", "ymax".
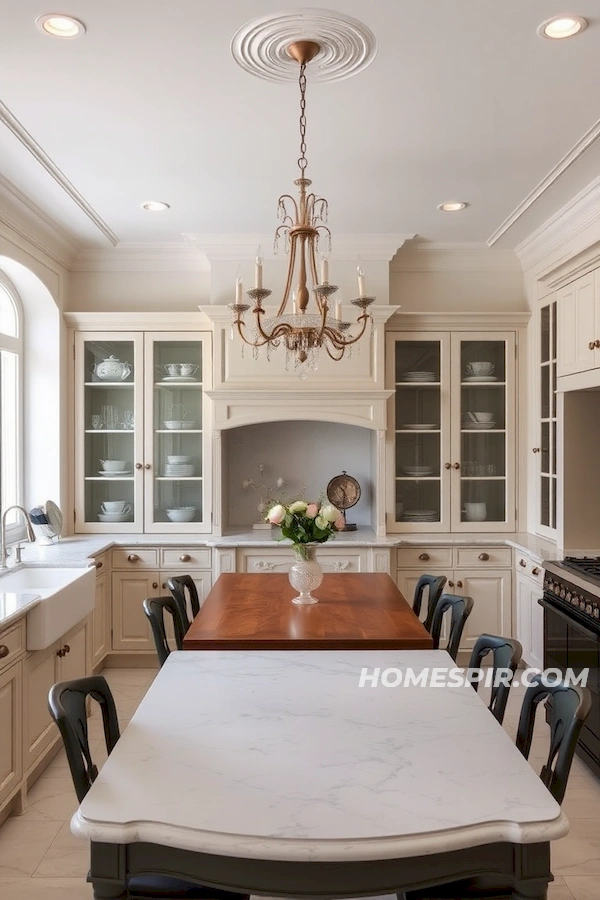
[
  {"xmin": 0, "ymin": 621, "xmax": 24, "ymax": 808},
  {"xmin": 514, "ymin": 552, "xmax": 544, "ymax": 670},
  {"xmin": 91, "ymin": 554, "xmax": 110, "ymax": 670},
  {"xmin": 74, "ymin": 331, "xmax": 211, "ymax": 533},
  {"xmin": 386, "ymin": 332, "xmax": 516, "ymax": 532},
  {"xmin": 111, "ymin": 547, "xmax": 212, "ymax": 653},
  {"xmin": 534, "ymin": 297, "xmax": 558, "ymax": 536},
  {"xmin": 237, "ymin": 545, "xmax": 370, "ymax": 574},
  {"xmin": 395, "ymin": 546, "xmax": 512, "ymax": 651},
  {"xmin": 23, "ymin": 618, "xmax": 89, "ymax": 773},
  {"xmin": 557, "ymin": 271, "xmax": 600, "ymax": 377}
]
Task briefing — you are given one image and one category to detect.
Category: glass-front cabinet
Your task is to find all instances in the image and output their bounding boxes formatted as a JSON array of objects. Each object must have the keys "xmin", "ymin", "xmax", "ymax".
[
  {"xmin": 537, "ymin": 298, "xmax": 557, "ymax": 536},
  {"xmin": 387, "ymin": 332, "xmax": 515, "ymax": 532},
  {"xmin": 75, "ymin": 332, "xmax": 211, "ymax": 532}
]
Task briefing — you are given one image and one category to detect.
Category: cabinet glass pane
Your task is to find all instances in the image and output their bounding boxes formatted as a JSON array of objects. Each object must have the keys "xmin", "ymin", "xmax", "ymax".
[
  {"xmin": 541, "ymin": 476, "xmax": 550, "ymax": 527},
  {"xmin": 461, "ymin": 479, "xmax": 506, "ymax": 524},
  {"xmin": 541, "ymin": 305, "xmax": 550, "ymax": 363},
  {"xmin": 538, "ymin": 300, "xmax": 557, "ymax": 534},
  {"xmin": 83, "ymin": 340, "xmax": 135, "ymax": 524},
  {"xmin": 551, "ymin": 478, "xmax": 557, "ymax": 530},
  {"xmin": 394, "ymin": 341, "xmax": 441, "ymax": 524},
  {"xmin": 460, "ymin": 340, "xmax": 505, "ymax": 382},
  {"xmin": 541, "ymin": 422, "xmax": 550, "ymax": 472},
  {"xmin": 541, "ymin": 364, "xmax": 550, "ymax": 418},
  {"xmin": 153, "ymin": 340, "xmax": 203, "ymax": 525}
]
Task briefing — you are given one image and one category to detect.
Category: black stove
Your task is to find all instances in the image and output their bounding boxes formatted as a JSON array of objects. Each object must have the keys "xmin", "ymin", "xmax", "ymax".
[
  {"xmin": 561, "ymin": 556, "xmax": 600, "ymax": 583},
  {"xmin": 543, "ymin": 556, "xmax": 600, "ymax": 632}
]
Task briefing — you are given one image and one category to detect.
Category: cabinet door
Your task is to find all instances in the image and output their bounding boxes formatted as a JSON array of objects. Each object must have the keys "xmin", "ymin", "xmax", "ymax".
[
  {"xmin": 451, "ymin": 333, "xmax": 516, "ymax": 531},
  {"xmin": 111, "ymin": 571, "xmax": 158, "ymax": 652},
  {"xmin": 454, "ymin": 570, "xmax": 511, "ymax": 650},
  {"xmin": 386, "ymin": 333, "xmax": 451, "ymax": 531},
  {"xmin": 395, "ymin": 569, "xmax": 449, "ymax": 640},
  {"xmin": 529, "ymin": 585, "xmax": 544, "ymax": 671},
  {"xmin": 24, "ymin": 643, "xmax": 60, "ymax": 771},
  {"xmin": 75, "ymin": 332, "xmax": 144, "ymax": 532},
  {"xmin": 158, "ymin": 570, "xmax": 213, "ymax": 612},
  {"xmin": 0, "ymin": 662, "xmax": 22, "ymax": 807},
  {"xmin": 59, "ymin": 621, "xmax": 89, "ymax": 683},
  {"xmin": 557, "ymin": 272, "xmax": 596, "ymax": 377},
  {"xmin": 144, "ymin": 333, "xmax": 212, "ymax": 533},
  {"xmin": 537, "ymin": 298, "xmax": 558, "ymax": 536},
  {"xmin": 516, "ymin": 572, "xmax": 533, "ymax": 663},
  {"xmin": 91, "ymin": 571, "xmax": 109, "ymax": 669}
]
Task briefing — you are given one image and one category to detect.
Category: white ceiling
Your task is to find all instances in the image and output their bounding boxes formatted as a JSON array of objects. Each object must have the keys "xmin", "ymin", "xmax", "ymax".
[{"xmin": 1, "ymin": 0, "xmax": 599, "ymax": 252}]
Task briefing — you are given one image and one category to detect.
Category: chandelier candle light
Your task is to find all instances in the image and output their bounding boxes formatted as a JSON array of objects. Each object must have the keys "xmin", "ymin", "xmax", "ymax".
[{"xmin": 228, "ymin": 40, "xmax": 375, "ymax": 371}]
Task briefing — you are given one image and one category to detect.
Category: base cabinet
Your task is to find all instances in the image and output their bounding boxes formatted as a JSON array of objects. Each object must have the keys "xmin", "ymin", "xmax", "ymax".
[
  {"xmin": 0, "ymin": 661, "xmax": 22, "ymax": 808},
  {"xmin": 515, "ymin": 554, "xmax": 545, "ymax": 669},
  {"xmin": 91, "ymin": 555, "xmax": 110, "ymax": 669},
  {"xmin": 111, "ymin": 548, "xmax": 212, "ymax": 653},
  {"xmin": 24, "ymin": 618, "xmax": 89, "ymax": 773}
]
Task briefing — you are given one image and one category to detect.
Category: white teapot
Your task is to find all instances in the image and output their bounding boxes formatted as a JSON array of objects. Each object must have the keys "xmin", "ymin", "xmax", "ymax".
[{"xmin": 93, "ymin": 356, "xmax": 131, "ymax": 381}]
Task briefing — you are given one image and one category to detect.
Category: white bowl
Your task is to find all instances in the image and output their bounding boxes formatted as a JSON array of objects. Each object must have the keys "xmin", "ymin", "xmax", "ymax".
[
  {"xmin": 467, "ymin": 362, "xmax": 494, "ymax": 376},
  {"xmin": 166, "ymin": 507, "xmax": 196, "ymax": 522},
  {"xmin": 100, "ymin": 460, "xmax": 127, "ymax": 471},
  {"xmin": 472, "ymin": 412, "xmax": 494, "ymax": 422},
  {"xmin": 167, "ymin": 455, "xmax": 192, "ymax": 464},
  {"xmin": 163, "ymin": 420, "xmax": 197, "ymax": 430},
  {"xmin": 101, "ymin": 500, "xmax": 129, "ymax": 512}
]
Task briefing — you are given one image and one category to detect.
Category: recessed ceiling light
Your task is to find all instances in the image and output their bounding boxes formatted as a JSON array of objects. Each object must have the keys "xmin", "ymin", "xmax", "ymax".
[
  {"xmin": 141, "ymin": 201, "xmax": 171, "ymax": 212},
  {"xmin": 35, "ymin": 14, "xmax": 86, "ymax": 38},
  {"xmin": 437, "ymin": 201, "xmax": 468, "ymax": 212},
  {"xmin": 537, "ymin": 15, "xmax": 587, "ymax": 39}
]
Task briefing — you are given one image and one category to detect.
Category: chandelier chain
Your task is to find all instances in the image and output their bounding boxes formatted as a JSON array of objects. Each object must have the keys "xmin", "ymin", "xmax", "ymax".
[{"xmin": 298, "ymin": 61, "xmax": 308, "ymax": 174}]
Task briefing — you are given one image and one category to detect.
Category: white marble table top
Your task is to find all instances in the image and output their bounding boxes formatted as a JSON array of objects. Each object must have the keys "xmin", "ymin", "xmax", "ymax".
[{"xmin": 71, "ymin": 650, "xmax": 567, "ymax": 862}]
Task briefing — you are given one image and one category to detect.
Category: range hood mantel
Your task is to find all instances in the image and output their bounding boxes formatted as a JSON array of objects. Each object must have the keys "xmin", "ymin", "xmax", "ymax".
[{"xmin": 206, "ymin": 389, "xmax": 392, "ymax": 431}]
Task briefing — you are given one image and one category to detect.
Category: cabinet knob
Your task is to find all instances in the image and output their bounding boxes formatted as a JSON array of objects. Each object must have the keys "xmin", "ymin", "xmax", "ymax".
[
  {"xmin": 456, "ymin": 580, "xmax": 463, "ymax": 588},
  {"xmin": 162, "ymin": 582, "xmax": 167, "ymax": 589},
  {"xmin": 179, "ymin": 554, "xmax": 191, "ymax": 563},
  {"xmin": 0, "ymin": 645, "xmax": 9, "ymax": 659},
  {"xmin": 95, "ymin": 560, "xmax": 103, "ymax": 569},
  {"xmin": 478, "ymin": 553, "xmax": 489, "ymax": 561},
  {"xmin": 135, "ymin": 463, "xmax": 143, "ymax": 469},
  {"xmin": 595, "ymin": 340, "xmax": 600, "ymax": 349},
  {"xmin": 56, "ymin": 648, "xmax": 63, "ymax": 658},
  {"xmin": 519, "ymin": 558, "xmax": 527, "ymax": 567},
  {"xmin": 453, "ymin": 462, "xmax": 460, "ymax": 470},
  {"xmin": 532, "ymin": 447, "xmax": 540, "ymax": 454},
  {"xmin": 448, "ymin": 580, "xmax": 454, "ymax": 588},
  {"xmin": 532, "ymin": 566, "xmax": 540, "ymax": 576},
  {"xmin": 419, "ymin": 553, "xmax": 430, "ymax": 561},
  {"xmin": 152, "ymin": 582, "xmax": 159, "ymax": 589},
  {"xmin": 144, "ymin": 463, "xmax": 151, "ymax": 470},
  {"xmin": 127, "ymin": 553, "xmax": 140, "ymax": 563},
  {"xmin": 64, "ymin": 644, "xmax": 70, "ymax": 654},
  {"xmin": 444, "ymin": 462, "xmax": 451, "ymax": 470},
  {"xmin": 590, "ymin": 341, "xmax": 596, "ymax": 350}
]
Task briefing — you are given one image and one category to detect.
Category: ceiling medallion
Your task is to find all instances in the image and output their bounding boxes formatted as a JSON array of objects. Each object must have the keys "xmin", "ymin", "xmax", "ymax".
[
  {"xmin": 228, "ymin": 36, "xmax": 375, "ymax": 373},
  {"xmin": 231, "ymin": 9, "xmax": 377, "ymax": 83}
]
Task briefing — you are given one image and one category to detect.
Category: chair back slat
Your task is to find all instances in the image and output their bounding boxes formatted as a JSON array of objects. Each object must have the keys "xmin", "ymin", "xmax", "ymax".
[
  {"xmin": 430, "ymin": 593, "xmax": 474, "ymax": 661},
  {"xmin": 166, "ymin": 574, "xmax": 200, "ymax": 630},
  {"xmin": 468, "ymin": 634, "xmax": 523, "ymax": 724},
  {"xmin": 143, "ymin": 595, "xmax": 188, "ymax": 667},
  {"xmin": 412, "ymin": 574, "xmax": 447, "ymax": 632}
]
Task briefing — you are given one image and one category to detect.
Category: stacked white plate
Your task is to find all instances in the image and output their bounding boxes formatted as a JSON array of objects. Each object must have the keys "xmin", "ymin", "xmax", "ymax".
[
  {"xmin": 463, "ymin": 375, "xmax": 498, "ymax": 382},
  {"xmin": 164, "ymin": 463, "xmax": 195, "ymax": 477},
  {"xmin": 402, "ymin": 371, "xmax": 436, "ymax": 382},
  {"xmin": 402, "ymin": 509, "xmax": 438, "ymax": 522},
  {"xmin": 403, "ymin": 423, "xmax": 438, "ymax": 430},
  {"xmin": 462, "ymin": 420, "xmax": 496, "ymax": 430},
  {"xmin": 98, "ymin": 512, "xmax": 131, "ymax": 522},
  {"xmin": 402, "ymin": 466, "xmax": 435, "ymax": 477}
]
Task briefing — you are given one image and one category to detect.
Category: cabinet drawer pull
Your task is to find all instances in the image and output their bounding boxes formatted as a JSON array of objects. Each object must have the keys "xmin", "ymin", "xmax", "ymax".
[
  {"xmin": 179, "ymin": 554, "xmax": 191, "ymax": 563},
  {"xmin": 418, "ymin": 553, "xmax": 430, "ymax": 561},
  {"xmin": 478, "ymin": 553, "xmax": 489, "ymax": 561},
  {"xmin": 519, "ymin": 558, "xmax": 527, "ymax": 567},
  {"xmin": 532, "ymin": 567, "xmax": 540, "ymax": 576},
  {"xmin": 448, "ymin": 580, "xmax": 454, "ymax": 588},
  {"xmin": 127, "ymin": 554, "xmax": 140, "ymax": 563},
  {"xmin": 0, "ymin": 645, "xmax": 9, "ymax": 659},
  {"xmin": 135, "ymin": 463, "xmax": 143, "ymax": 469},
  {"xmin": 95, "ymin": 560, "xmax": 103, "ymax": 569},
  {"xmin": 590, "ymin": 341, "xmax": 596, "ymax": 350},
  {"xmin": 152, "ymin": 582, "xmax": 159, "ymax": 590},
  {"xmin": 456, "ymin": 581, "xmax": 463, "ymax": 588},
  {"xmin": 162, "ymin": 583, "xmax": 167, "ymax": 590}
]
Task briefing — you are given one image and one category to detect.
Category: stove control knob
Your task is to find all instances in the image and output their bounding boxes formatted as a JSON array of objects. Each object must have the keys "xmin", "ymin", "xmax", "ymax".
[
  {"xmin": 560, "ymin": 586, "xmax": 566, "ymax": 598},
  {"xmin": 566, "ymin": 592, "xmax": 572, "ymax": 603},
  {"xmin": 587, "ymin": 603, "xmax": 593, "ymax": 614},
  {"xmin": 594, "ymin": 608, "xmax": 599, "ymax": 618},
  {"xmin": 554, "ymin": 583, "xmax": 561, "ymax": 595}
]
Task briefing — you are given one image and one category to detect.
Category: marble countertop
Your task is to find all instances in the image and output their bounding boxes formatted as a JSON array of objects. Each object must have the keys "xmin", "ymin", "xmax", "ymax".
[
  {"xmin": 0, "ymin": 591, "xmax": 43, "ymax": 629},
  {"xmin": 71, "ymin": 649, "xmax": 567, "ymax": 861}
]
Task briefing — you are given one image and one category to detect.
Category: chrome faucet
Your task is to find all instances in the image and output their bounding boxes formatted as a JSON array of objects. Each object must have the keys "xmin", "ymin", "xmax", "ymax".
[{"xmin": 1, "ymin": 506, "xmax": 36, "ymax": 569}]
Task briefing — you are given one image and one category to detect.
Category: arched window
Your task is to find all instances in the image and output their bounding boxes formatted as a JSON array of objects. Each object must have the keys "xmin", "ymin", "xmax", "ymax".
[{"xmin": 0, "ymin": 273, "xmax": 23, "ymax": 527}]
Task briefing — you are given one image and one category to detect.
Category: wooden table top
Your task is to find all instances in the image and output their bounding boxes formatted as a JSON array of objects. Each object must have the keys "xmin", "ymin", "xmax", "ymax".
[{"xmin": 182, "ymin": 572, "xmax": 433, "ymax": 650}]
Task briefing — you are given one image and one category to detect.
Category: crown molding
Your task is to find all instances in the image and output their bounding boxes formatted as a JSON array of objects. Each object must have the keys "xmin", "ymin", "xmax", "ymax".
[
  {"xmin": 184, "ymin": 233, "xmax": 415, "ymax": 261},
  {"xmin": 391, "ymin": 242, "xmax": 521, "ymax": 273},
  {"xmin": 487, "ymin": 116, "xmax": 600, "ymax": 248},
  {"xmin": 0, "ymin": 99, "xmax": 118, "ymax": 247},
  {"xmin": 0, "ymin": 175, "xmax": 77, "ymax": 269},
  {"xmin": 64, "ymin": 310, "xmax": 212, "ymax": 329},
  {"xmin": 71, "ymin": 243, "xmax": 210, "ymax": 272},
  {"xmin": 387, "ymin": 310, "xmax": 530, "ymax": 329},
  {"xmin": 515, "ymin": 176, "xmax": 600, "ymax": 273}
]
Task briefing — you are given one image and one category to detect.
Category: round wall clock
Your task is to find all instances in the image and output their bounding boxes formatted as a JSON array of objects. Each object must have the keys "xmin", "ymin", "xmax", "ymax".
[{"xmin": 326, "ymin": 471, "xmax": 361, "ymax": 531}]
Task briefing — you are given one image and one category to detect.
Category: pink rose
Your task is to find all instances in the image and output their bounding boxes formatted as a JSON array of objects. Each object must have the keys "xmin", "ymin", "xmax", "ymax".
[
  {"xmin": 334, "ymin": 517, "xmax": 345, "ymax": 530},
  {"xmin": 305, "ymin": 503, "xmax": 319, "ymax": 519},
  {"xmin": 266, "ymin": 503, "xmax": 286, "ymax": 525}
]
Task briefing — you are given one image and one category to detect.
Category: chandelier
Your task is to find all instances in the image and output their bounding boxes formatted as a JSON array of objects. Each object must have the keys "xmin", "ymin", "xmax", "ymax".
[{"xmin": 228, "ymin": 40, "xmax": 375, "ymax": 371}]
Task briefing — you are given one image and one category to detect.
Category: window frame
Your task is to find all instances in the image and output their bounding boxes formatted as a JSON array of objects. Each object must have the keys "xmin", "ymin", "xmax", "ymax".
[{"xmin": 0, "ymin": 272, "xmax": 24, "ymax": 541}]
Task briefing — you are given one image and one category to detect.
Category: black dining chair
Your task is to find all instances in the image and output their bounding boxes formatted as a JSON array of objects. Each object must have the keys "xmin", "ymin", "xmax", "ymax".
[
  {"xmin": 48, "ymin": 676, "xmax": 249, "ymax": 900},
  {"xmin": 167, "ymin": 574, "xmax": 201, "ymax": 631},
  {"xmin": 143, "ymin": 595, "xmax": 188, "ymax": 667},
  {"xmin": 412, "ymin": 574, "xmax": 447, "ymax": 632},
  {"xmin": 468, "ymin": 634, "xmax": 523, "ymax": 724},
  {"xmin": 399, "ymin": 675, "xmax": 592, "ymax": 899},
  {"xmin": 429, "ymin": 593, "xmax": 474, "ymax": 661}
]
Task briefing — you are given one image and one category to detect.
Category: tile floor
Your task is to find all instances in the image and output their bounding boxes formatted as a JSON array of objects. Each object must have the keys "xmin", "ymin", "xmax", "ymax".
[{"xmin": 0, "ymin": 666, "xmax": 598, "ymax": 899}]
